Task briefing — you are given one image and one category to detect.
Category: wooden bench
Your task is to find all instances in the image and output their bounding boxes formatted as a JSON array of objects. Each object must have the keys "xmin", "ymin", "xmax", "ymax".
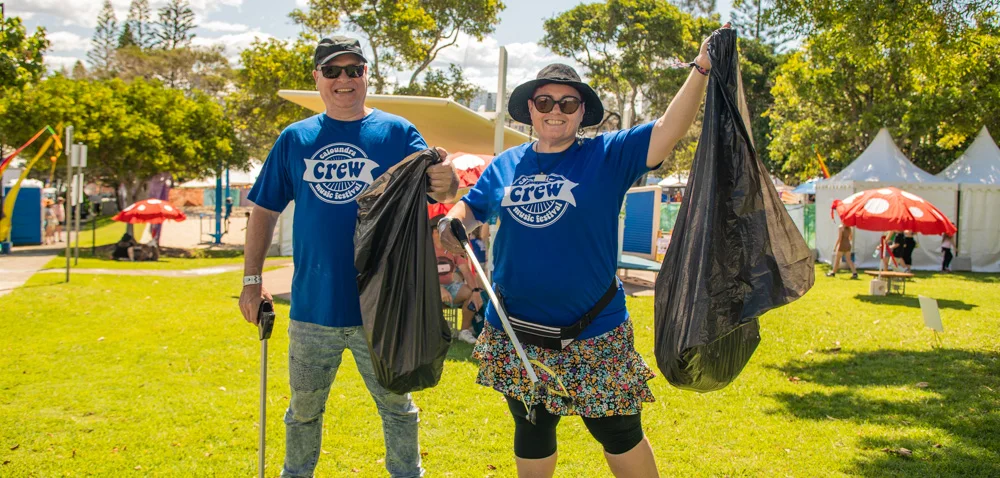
[{"xmin": 864, "ymin": 270, "xmax": 915, "ymax": 295}]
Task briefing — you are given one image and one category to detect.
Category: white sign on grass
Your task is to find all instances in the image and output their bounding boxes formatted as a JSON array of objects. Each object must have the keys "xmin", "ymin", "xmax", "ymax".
[{"xmin": 918, "ymin": 295, "xmax": 944, "ymax": 332}]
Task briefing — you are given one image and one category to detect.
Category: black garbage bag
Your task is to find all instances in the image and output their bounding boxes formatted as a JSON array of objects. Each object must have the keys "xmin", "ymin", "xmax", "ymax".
[
  {"xmin": 654, "ymin": 29, "xmax": 814, "ymax": 392},
  {"xmin": 355, "ymin": 148, "xmax": 452, "ymax": 394}
]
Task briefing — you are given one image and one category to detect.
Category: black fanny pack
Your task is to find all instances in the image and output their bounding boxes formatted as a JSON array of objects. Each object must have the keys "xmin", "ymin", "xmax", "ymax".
[{"xmin": 499, "ymin": 279, "xmax": 619, "ymax": 350}]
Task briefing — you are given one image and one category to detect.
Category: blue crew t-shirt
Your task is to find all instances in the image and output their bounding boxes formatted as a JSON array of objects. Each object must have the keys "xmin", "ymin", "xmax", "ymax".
[
  {"xmin": 461, "ymin": 122, "xmax": 656, "ymax": 340},
  {"xmin": 248, "ymin": 110, "xmax": 427, "ymax": 327}
]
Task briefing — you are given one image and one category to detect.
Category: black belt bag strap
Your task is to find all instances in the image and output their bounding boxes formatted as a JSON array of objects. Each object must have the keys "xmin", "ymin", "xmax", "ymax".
[{"xmin": 502, "ymin": 279, "xmax": 619, "ymax": 350}]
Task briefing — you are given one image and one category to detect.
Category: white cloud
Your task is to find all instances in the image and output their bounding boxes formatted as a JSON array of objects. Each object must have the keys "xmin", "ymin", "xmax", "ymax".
[
  {"xmin": 46, "ymin": 31, "xmax": 89, "ymax": 52},
  {"xmin": 200, "ymin": 21, "xmax": 249, "ymax": 33},
  {"xmin": 12, "ymin": 0, "xmax": 243, "ymax": 28},
  {"xmin": 44, "ymin": 55, "xmax": 82, "ymax": 72},
  {"xmin": 295, "ymin": 0, "xmax": 309, "ymax": 7}
]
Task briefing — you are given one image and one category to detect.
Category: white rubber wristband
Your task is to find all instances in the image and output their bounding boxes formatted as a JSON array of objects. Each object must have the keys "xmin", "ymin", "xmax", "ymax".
[{"xmin": 243, "ymin": 275, "xmax": 262, "ymax": 286}]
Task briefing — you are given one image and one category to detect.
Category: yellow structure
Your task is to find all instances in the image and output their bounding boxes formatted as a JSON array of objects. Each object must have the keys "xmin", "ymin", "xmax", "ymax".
[{"xmin": 277, "ymin": 91, "xmax": 530, "ymax": 155}]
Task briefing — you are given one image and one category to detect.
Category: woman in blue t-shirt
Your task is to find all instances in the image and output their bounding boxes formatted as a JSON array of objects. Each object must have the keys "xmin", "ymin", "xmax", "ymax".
[{"xmin": 438, "ymin": 26, "xmax": 727, "ymax": 477}]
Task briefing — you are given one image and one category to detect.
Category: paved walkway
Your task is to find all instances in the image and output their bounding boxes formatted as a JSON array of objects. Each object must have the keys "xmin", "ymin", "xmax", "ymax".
[
  {"xmin": 140, "ymin": 212, "xmax": 249, "ymax": 248},
  {"xmin": 35, "ymin": 258, "xmax": 292, "ymax": 278},
  {"xmin": 0, "ymin": 241, "xmax": 67, "ymax": 297}
]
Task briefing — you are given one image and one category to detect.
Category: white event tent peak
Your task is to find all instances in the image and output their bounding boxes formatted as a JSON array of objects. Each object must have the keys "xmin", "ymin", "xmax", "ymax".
[
  {"xmin": 829, "ymin": 128, "xmax": 945, "ymax": 183},
  {"xmin": 937, "ymin": 126, "xmax": 1000, "ymax": 184},
  {"xmin": 937, "ymin": 126, "xmax": 1000, "ymax": 272}
]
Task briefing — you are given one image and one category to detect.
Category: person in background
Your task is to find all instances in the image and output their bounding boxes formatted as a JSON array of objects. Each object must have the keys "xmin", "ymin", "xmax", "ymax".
[
  {"xmin": 826, "ymin": 223, "xmax": 858, "ymax": 279},
  {"xmin": 42, "ymin": 200, "xmax": 57, "ymax": 245},
  {"xmin": 54, "ymin": 197, "xmax": 66, "ymax": 242},
  {"xmin": 901, "ymin": 230, "xmax": 917, "ymax": 272},
  {"xmin": 431, "ymin": 214, "xmax": 483, "ymax": 344},
  {"xmin": 890, "ymin": 230, "xmax": 905, "ymax": 271},
  {"xmin": 941, "ymin": 233, "xmax": 954, "ymax": 273}
]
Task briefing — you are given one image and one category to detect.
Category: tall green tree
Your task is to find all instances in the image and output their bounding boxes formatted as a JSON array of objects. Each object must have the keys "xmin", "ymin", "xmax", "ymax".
[
  {"xmin": 88, "ymin": 0, "xmax": 119, "ymax": 77},
  {"xmin": 116, "ymin": 45, "xmax": 231, "ymax": 93},
  {"xmin": 542, "ymin": 0, "xmax": 700, "ymax": 128},
  {"xmin": 766, "ymin": 0, "xmax": 1000, "ymax": 178},
  {"xmin": 289, "ymin": 0, "xmax": 505, "ymax": 93},
  {"xmin": 155, "ymin": 0, "xmax": 197, "ymax": 50},
  {"xmin": 730, "ymin": 0, "xmax": 791, "ymax": 46},
  {"xmin": 71, "ymin": 61, "xmax": 88, "ymax": 80},
  {"xmin": 736, "ymin": 37, "xmax": 783, "ymax": 173},
  {"xmin": 226, "ymin": 37, "xmax": 316, "ymax": 160},
  {"xmin": 118, "ymin": 22, "xmax": 139, "ymax": 49},
  {"xmin": 0, "ymin": 16, "xmax": 50, "ymax": 89},
  {"xmin": 402, "ymin": 0, "xmax": 505, "ymax": 87},
  {"xmin": 126, "ymin": 0, "xmax": 157, "ymax": 49},
  {"xmin": 676, "ymin": 0, "xmax": 717, "ymax": 17},
  {"xmin": 395, "ymin": 64, "xmax": 480, "ymax": 104},
  {"xmin": 0, "ymin": 76, "xmax": 248, "ymax": 208}
]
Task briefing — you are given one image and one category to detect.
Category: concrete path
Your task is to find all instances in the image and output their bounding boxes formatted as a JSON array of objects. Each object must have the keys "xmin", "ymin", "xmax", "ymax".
[
  {"xmin": 36, "ymin": 258, "xmax": 291, "ymax": 278},
  {"xmin": 0, "ymin": 242, "xmax": 66, "ymax": 297}
]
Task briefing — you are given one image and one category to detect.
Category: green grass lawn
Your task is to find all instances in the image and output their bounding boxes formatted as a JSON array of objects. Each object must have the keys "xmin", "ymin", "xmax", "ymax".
[
  {"xmin": 43, "ymin": 255, "xmax": 249, "ymax": 271},
  {"xmin": 1, "ymin": 267, "xmax": 997, "ymax": 477}
]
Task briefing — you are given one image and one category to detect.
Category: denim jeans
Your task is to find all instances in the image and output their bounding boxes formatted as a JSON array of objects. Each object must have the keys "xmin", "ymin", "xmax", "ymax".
[{"xmin": 281, "ymin": 320, "xmax": 423, "ymax": 478}]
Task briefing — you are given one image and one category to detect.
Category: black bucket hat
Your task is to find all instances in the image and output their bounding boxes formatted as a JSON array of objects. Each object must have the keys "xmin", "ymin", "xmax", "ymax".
[
  {"xmin": 507, "ymin": 63, "xmax": 604, "ymax": 127},
  {"xmin": 314, "ymin": 36, "xmax": 368, "ymax": 68}
]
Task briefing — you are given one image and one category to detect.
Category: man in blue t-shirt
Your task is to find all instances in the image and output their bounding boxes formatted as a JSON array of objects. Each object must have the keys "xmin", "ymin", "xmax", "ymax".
[{"xmin": 237, "ymin": 36, "xmax": 458, "ymax": 478}]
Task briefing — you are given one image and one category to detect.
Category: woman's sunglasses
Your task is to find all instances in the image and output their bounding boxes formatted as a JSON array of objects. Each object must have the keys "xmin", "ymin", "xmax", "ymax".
[
  {"xmin": 531, "ymin": 95, "xmax": 582, "ymax": 114},
  {"xmin": 318, "ymin": 64, "xmax": 365, "ymax": 79}
]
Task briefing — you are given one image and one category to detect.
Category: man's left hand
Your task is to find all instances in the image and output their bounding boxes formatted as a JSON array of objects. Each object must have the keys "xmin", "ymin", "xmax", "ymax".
[{"xmin": 427, "ymin": 147, "xmax": 459, "ymax": 202}]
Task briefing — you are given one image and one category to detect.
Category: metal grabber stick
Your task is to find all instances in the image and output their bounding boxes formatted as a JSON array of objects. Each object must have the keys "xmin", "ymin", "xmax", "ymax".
[
  {"xmin": 448, "ymin": 218, "xmax": 545, "ymax": 423},
  {"xmin": 257, "ymin": 300, "xmax": 276, "ymax": 478}
]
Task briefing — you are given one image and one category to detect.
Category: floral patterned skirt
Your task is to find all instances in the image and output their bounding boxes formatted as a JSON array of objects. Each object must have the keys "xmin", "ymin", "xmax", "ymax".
[{"xmin": 473, "ymin": 319, "xmax": 656, "ymax": 418}]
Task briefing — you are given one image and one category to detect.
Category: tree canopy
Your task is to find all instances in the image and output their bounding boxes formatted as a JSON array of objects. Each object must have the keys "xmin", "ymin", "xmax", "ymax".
[
  {"xmin": 766, "ymin": 0, "xmax": 1000, "ymax": 178},
  {"xmin": 0, "ymin": 76, "xmax": 247, "ymax": 206}
]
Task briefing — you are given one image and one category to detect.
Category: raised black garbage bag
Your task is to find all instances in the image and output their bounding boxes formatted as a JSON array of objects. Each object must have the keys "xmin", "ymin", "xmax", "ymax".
[
  {"xmin": 654, "ymin": 28, "xmax": 814, "ymax": 392},
  {"xmin": 355, "ymin": 148, "xmax": 452, "ymax": 394}
]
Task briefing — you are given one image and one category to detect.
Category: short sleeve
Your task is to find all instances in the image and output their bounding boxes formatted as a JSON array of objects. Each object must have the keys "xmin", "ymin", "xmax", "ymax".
[
  {"xmin": 461, "ymin": 160, "xmax": 501, "ymax": 224},
  {"xmin": 404, "ymin": 121, "xmax": 428, "ymax": 156},
  {"xmin": 247, "ymin": 131, "xmax": 294, "ymax": 213},
  {"xmin": 604, "ymin": 121, "xmax": 656, "ymax": 193}
]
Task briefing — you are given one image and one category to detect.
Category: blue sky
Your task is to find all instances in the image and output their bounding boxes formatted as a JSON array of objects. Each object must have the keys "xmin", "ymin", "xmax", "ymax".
[{"xmin": 9, "ymin": 0, "xmax": 734, "ymax": 91}]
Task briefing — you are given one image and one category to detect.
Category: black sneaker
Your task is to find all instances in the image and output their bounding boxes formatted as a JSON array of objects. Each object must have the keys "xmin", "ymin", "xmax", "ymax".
[
  {"xmin": 851, "ymin": 273, "xmax": 859, "ymax": 279},
  {"xmin": 825, "ymin": 271, "xmax": 835, "ymax": 277}
]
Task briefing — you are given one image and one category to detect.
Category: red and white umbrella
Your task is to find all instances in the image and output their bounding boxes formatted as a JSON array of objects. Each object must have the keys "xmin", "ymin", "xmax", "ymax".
[
  {"xmin": 427, "ymin": 152, "xmax": 492, "ymax": 218},
  {"xmin": 112, "ymin": 198, "xmax": 187, "ymax": 224},
  {"xmin": 833, "ymin": 187, "xmax": 956, "ymax": 235}
]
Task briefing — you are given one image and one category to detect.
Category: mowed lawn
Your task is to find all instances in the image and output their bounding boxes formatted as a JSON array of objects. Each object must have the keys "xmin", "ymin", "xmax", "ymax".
[{"xmin": 0, "ymin": 266, "xmax": 997, "ymax": 477}]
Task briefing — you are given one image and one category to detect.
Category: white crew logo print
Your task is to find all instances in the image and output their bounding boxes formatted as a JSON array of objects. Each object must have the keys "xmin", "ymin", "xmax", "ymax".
[
  {"xmin": 303, "ymin": 142, "xmax": 380, "ymax": 204},
  {"xmin": 502, "ymin": 174, "xmax": 579, "ymax": 228}
]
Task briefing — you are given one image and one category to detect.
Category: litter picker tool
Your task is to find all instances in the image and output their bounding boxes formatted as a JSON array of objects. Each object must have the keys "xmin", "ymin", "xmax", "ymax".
[
  {"xmin": 448, "ymin": 218, "xmax": 553, "ymax": 424},
  {"xmin": 256, "ymin": 300, "xmax": 276, "ymax": 478}
]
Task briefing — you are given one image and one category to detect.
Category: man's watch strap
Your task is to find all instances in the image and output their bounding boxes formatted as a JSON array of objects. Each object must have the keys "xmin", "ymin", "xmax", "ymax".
[{"xmin": 243, "ymin": 275, "xmax": 262, "ymax": 286}]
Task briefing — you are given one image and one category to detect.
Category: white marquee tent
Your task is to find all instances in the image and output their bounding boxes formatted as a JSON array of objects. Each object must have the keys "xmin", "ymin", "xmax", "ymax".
[
  {"xmin": 937, "ymin": 126, "xmax": 1000, "ymax": 272},
  {"xmin": 815, "ymin": 128, "xmax": 958, "ymax": 270}
]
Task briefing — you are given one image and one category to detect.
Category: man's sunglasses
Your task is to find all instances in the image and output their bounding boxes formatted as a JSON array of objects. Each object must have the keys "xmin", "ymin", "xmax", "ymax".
[
  {"xmin": 318, "ymin": 64, "xmax": 365, "ymax": 79},
  {"xmin": 531, "ymin": 95, "xmax": 582, "ymax": 114}
]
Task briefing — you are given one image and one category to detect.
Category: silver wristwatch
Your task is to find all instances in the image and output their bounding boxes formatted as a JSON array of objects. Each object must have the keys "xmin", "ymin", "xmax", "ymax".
[{"xmin": 243, "ymin": 275, "xmax": 262, "ymax": 286}]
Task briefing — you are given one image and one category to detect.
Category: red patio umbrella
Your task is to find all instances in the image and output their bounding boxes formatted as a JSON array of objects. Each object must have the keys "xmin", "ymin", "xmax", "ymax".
[
  {"xmin": 833, "ymin": 187, "xmax": 956, "ymax": 275},
  {"xmin": 427, "ymin": 152, "xmax": 492, "ymax": 218},
  {"xmin": 113, "ymin": 198, "xmax": 187, "ymax": 224},
  {"xmin": 833, "ymin": 187, "xmax": 956, "ymax": 235}
]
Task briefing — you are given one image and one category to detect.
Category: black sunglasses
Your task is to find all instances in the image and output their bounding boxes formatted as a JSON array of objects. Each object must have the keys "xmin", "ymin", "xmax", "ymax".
[
  {"xmin": 531, "ymin": 95, "xmax": 582, "ymax": 114},
  {"xmin": 318, "ymin": 64, "xmax": 365, "ymax": 79}
]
